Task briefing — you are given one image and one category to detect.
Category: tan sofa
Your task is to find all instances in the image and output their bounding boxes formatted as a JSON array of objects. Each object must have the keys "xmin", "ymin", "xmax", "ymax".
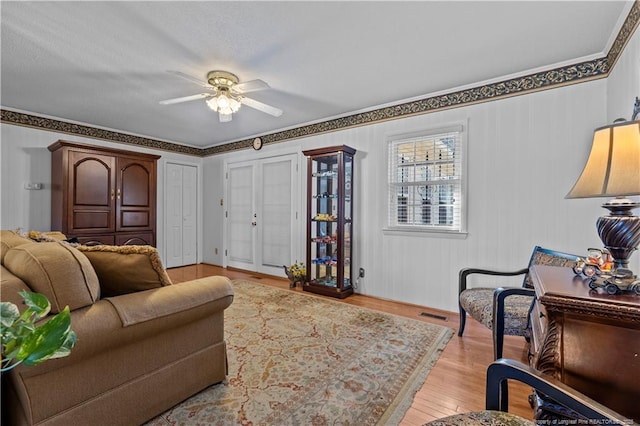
[{"xmin": 0, "ymin": 231, "xmax": 234, "ymax": 425}]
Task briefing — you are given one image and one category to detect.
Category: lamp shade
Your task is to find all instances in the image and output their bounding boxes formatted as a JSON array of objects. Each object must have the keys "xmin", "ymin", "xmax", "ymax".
[{"xmin": 566, "ymin": 120, "xmax": 640, "ymax": 199}]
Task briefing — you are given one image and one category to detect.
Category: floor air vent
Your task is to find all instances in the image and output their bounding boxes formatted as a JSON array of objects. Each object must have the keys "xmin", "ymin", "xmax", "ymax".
[{"xmin": 420, "ymin": 312, "xmax": 448, "ymax": 321}]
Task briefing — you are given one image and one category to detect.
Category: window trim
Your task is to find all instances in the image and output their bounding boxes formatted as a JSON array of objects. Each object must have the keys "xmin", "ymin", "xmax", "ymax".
[{"xmin": 383, "ymin": 122, "xmax": 468, "ymax": 237}]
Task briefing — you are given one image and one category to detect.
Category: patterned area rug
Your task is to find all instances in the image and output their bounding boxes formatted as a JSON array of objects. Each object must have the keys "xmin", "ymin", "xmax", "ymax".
[{"xmin": 148, "ymin": 280, "xmax": 453, "ymax": 425}]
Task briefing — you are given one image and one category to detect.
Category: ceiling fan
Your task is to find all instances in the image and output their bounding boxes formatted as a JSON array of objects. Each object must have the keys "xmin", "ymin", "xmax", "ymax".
[{"xmin": 159, "ymin": 70, "xmax": 283, "ymax": 122}]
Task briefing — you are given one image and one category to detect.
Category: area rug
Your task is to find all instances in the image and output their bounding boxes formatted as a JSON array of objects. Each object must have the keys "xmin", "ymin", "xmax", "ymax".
[{"xmin": 148, "ymin": 280, "xmax": 453, "ymax": 425}]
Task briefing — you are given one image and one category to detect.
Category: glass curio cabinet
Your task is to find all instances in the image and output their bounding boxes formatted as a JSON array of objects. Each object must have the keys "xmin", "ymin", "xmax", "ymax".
[{"xmin": 303, "ymin": 145, "xmax": 356, "ymax": 299}]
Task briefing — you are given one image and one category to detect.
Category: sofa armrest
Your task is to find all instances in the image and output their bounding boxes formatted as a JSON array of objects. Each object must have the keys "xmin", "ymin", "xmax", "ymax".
[
  {"xmin": 14, "ymin": 276, "xmax": 234, "ymax": 376},
  {"xmin": 106, "ymin": 276, "xmax": 234, "ymax": 327}
]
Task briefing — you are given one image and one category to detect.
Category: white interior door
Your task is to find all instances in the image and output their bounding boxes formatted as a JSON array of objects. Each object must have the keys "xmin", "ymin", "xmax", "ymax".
[
  {"xmin": 181, "ymin": 165, "xmax": 197, "ymax": 265},
  {"xmin": 227, "ymin": 162, "xmax": 255, "ymax": 270},
  {"xmin": 257, "ymin": 155, "xmax": 298, "ymax": 276},
  {"xmin": 165, "ymin": 163, "xmax": 198, "ymax": 268},
  {"xmin": 225, "ymin": 155, "xmax": 298, "ymax": 275}
]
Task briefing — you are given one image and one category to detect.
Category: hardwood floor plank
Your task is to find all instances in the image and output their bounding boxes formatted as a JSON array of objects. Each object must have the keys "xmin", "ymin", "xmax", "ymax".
[{"xmin": 167, "ymin": 264, "xmax": 534, "ymax": 423}]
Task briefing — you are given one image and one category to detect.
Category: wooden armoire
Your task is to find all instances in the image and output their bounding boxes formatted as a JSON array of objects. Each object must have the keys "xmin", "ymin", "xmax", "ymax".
[{"xmin": 48, "ymin": 140, "xmax": 160, "ymax": 246}]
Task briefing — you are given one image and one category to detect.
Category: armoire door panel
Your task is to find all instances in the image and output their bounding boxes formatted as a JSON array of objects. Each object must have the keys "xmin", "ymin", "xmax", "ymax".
[
  {"xmin": 73, "ymin": 168, "xmax": 110, "ymax": 206},
  {"xmin": 73, "ymin": 211, "xmax": 112, "ymax": 230},
  {"xmin": 119, "ymin": 160, "xmax": 152, "ymax": 207},
  {"xmin": 69, "ymin": 151, "xmax": 116, "ymax": 233},
  {"xmin": 116, "ymin": 157, "xmax": 156, "ymax": 233},
  {"xmin": 120, "ymin": 211, "xmax": 150, "ymax": 228}
]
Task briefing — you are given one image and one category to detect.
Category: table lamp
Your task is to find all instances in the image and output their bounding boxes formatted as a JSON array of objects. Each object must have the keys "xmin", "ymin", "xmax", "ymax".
[{"xmin": 566, "ymin": 119, "xmax": 640, "ymax": 269}]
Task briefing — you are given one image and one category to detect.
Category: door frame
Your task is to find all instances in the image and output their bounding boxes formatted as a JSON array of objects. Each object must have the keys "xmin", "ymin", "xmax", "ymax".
[{"xmin": 163, "ymin": 159, "xmax": 202, "ymax": 268}]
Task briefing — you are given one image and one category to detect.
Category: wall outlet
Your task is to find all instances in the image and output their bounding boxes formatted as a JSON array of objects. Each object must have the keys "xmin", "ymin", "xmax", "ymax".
[
  {"xmin": 359, "ymin": 268, "xmax": 365, "ymax": 278},
  {"xmin": 24, "ymin": 182, "xmax": 43, "ymax": 190},
  {"xmin": 215, "ymin": 248, "xmax": 219, "ymax": 255}
]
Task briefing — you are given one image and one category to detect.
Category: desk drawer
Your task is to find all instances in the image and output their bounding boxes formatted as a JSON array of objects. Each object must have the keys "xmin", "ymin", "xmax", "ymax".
[{"xmin": 529, "ymin": 300, "xmax": 547, "ymax": 360}]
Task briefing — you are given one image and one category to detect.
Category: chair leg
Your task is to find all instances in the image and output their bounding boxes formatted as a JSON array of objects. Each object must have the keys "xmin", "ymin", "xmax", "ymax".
[
  {"xmin": 458, "ymin": 304, "xmax": 467, "ymax": 336},
  {"xmin": 493, "ymin": 315, "xmax": 505, "ymax": 360}
]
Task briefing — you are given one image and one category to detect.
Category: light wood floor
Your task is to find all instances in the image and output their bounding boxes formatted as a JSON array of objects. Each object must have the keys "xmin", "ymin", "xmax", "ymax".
[{"xmin": 167, "ymin": 264, "xmax": 534, "ymax": 424}]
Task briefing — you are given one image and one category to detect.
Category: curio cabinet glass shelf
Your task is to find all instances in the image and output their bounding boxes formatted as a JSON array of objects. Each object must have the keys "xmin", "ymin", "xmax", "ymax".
[{"xmin": 303, "ymin": 145, "xmax": 356, "ymax": 299}]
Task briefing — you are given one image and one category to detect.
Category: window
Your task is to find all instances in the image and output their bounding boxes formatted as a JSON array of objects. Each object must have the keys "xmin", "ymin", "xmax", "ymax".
[{"xmin": 387, "ymin": 125, "xmax": 466, "ymax": 234}]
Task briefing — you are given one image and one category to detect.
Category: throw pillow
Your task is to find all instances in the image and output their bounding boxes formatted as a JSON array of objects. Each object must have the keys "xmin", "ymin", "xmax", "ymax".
[
  {"xmin": 1, "ymin": 230, "xmax": 34, "ymax": 263},
  {"xmin": 76, "ymin": 245, "xmax": 172, "ymax": 297},
  {"xmin": 26, "ymin": 230, "xmax": 68, "ymax": 242},
  {"xmin": 3, "ymin": 241, "xmax": 100, "ymax": 313}
]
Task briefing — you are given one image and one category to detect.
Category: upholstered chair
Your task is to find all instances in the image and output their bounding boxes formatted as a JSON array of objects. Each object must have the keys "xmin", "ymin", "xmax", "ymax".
[
  {"xmin": 424, "ymin": 358, "xmax": 628, "ymax": 426},
  {"xmin": 458, "ymin": 246, "xmax": 578, "ymax": 359}
]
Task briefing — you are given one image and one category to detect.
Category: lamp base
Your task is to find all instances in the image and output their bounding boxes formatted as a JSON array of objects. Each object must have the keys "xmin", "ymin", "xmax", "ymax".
[{"xmin": 597, "ymin": 198, "xmax": 640, "ymax": 269}]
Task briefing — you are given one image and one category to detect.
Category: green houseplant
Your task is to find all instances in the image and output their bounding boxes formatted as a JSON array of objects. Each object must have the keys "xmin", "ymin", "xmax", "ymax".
[{"xmin": 1, "ymin": 291, "xmax": 76, "ymax": 372}]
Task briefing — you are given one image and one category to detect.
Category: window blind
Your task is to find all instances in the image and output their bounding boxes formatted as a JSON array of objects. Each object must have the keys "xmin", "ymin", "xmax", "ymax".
[{"xmin": 388, "ymin": 126, "xmax": 465, "ymax": 232}]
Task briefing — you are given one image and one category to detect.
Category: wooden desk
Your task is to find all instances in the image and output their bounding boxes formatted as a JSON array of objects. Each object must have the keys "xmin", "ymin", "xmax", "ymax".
[{"xmin": 529, "ymin": 265, "xmax": 640, "ymax": 421}]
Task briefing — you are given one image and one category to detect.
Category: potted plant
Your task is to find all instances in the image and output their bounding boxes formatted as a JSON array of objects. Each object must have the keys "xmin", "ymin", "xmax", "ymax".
[
  {"xmin": 1, "ymin": 291, "xmax": 76, "ymax": 372},
  {"xmin": 283, "ymin": 262, "xmax": 306, "ymax": 288}
]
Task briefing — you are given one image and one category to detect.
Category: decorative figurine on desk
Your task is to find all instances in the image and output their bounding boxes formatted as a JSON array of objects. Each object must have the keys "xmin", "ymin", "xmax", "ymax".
[
  {"xmin": 572, "ymin": 248, "xmax": 614, "ymax": 278},
  {"xmin": 587, "ymin": 269, "xmax": 640, "ymax": 295},
  {"xmin": 574, "ymin": 248, "xmax": 640, "ymax": 295}
]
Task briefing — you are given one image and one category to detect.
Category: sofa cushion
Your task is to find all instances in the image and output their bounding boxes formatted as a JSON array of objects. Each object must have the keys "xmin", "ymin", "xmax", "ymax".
[
  {"xmin": 3, "ymin": 242, "xmax": 100, "ymax": 313},
  {"xmin": 76, "ymin": 245, "xmax": 172, "ymax": 297},
  {"xmin": 1, "ymin": 230, "xmax": 33, "ymax": 263},
  {"xmin": 0, "ymin": 265, "xmax": 32, "ymax": 311}
]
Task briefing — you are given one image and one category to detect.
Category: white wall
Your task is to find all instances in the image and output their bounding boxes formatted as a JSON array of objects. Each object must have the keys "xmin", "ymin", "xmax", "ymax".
[{"xmin": 0, "ymin": 124, "xmax": 203, "ymax": 264}]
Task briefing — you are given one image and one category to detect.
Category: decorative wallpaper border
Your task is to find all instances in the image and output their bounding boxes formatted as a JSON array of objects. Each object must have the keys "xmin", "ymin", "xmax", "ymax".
[
  {"xmin": 2, "ymin": 1, "xmax": 638, "ymax": 157},
  {"xmin": 0, "ymin": 109, "xmax": 203, "ymax": 156},
  {"xmin": 607, "ymin": 0, "xmax": 640, "ymax": 69}
]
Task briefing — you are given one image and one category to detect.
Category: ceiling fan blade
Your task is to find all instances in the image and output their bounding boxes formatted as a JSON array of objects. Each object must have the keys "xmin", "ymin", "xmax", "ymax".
[
  {"xmin": 241, "ymin": 96, "xmax": 283, "ymax": 117},
  {"xmin": 233, "ymin": 79, "xmax": 270, "ymax": 93},
  {"xmin": 159, "ymin": 93, "xmax": 211, "ymax": 105},
  {"xmin": 167, "ymin": 71, "xmax": 214, "ymax": 88}
]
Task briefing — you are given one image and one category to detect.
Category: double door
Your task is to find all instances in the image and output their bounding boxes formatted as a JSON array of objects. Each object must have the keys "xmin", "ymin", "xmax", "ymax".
[
  {"xmin": 225, "ymin": 154, "xmax": 299, "ymax": 277},
  {"xmin": 49, "ymin": 141, "xmax": 159, "ymax": 245}
]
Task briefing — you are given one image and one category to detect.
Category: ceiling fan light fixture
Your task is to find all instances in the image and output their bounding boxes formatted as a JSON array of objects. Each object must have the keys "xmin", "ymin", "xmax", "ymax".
[
  {"xmin": 207, "ymin": 70, "xmax": 239, "ymax": 88},
  {"xmin": 161, "ymin": 69, "xmax": 282, "ymax": 122},
  {"xmin": 206, "ymin": 93, "xmax": 242, "ymax": 115}
]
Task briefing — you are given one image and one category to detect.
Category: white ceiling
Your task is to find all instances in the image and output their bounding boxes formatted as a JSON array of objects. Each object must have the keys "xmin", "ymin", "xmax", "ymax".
[{"xmin": 0, "ymin": 1, "xmax": 632, "ymax": 149}]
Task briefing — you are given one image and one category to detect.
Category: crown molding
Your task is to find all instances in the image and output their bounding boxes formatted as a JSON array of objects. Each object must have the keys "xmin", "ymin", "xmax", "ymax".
[{"xmin": 2, "ymin": 1, "xmax": 638, "ymax": 157}]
